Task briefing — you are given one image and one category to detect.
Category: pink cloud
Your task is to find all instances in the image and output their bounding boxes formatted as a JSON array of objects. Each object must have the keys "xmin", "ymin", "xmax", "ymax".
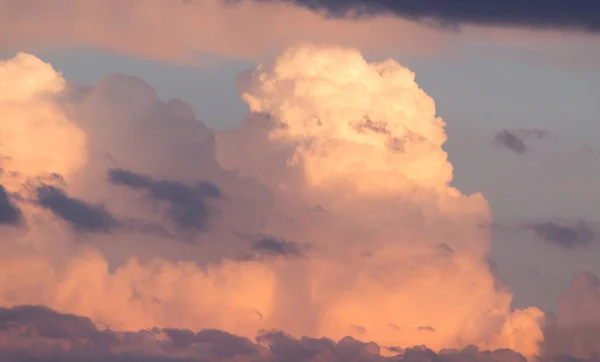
[{"xmin": 0, "ymin": 0, "xmax": 452, "ymax": 63}]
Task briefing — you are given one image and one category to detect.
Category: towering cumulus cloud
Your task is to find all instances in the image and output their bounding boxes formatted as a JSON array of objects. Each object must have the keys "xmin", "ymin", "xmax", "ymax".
[
  {"xmin": 219, "ymin": 44, "xmax": 544, "ymax": 355},
  {"xmin": 0, "ymin": 46, "xmax": 546, "ymax": 360}
]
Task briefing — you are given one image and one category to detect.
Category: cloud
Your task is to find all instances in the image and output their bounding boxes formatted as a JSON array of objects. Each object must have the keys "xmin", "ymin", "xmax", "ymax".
[
  {"xmin": 525, "ymin": 220, "xmax": 594, "ymax": 249},
  {"xmin": 0, "ymin": 46, "xmax": 548, "ymax": 360},
  {"xmin": 493, "ymin": 128, "xmax": 555, "ymax": 154},
  {"xmin": 2, "ymin": 0, "xmax": 599, "ymax": 69},
  {"xmin": 279, "ymin": 0, "xmax": 600, "ymax": 33},
  {"xmin": 0, "ymin": 185, "xmax": 22, "ymax": 225},
  {"xmin": 542, "ymin": 271, "xmax": 600, "ymax": 359},
  {"xmin": 0, "ymin": 305, "xmax": 118, "ymax": 347},
  {"xmin": 494, "ymin": 130, "xmax": 528, "ymax": 154},
  {"xmin": 219, "ymin": 44, "xmax": 545, "ymax": 355},
  {"xmin": 36, "ymin": 184, "xmax": 118, "ymax": 233},
  {"xmin": 108, "ymin": 168, "xmax": 221, "ymax": 233},
  {"xmin": 252, "ymin": 236, "xmax": 307, "ymax": 258},
  {"xmin": 0, "ymin": 0, "xmax": 449, "ymax": 63},
  {"xmin": 0, "ymin": 52, "xmax": 87, "ymax": 188},
  {"xmin": 0, "ymin": 304, "xmax": 534, "ymax": 362}
]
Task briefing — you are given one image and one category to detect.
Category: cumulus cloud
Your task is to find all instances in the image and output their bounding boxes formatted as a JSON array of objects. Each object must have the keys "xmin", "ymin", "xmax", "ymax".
[
  {"xmin": 219, "ymin": 44, "xmax": 544, "ymax": 355},
  {"xmin": 493, "ymin": 128, "xmax": 555, "ymax": 154},
  {"xmin": 542, "ymin": 271, "xmax": 600, "ymax": 359},
  {"xmin": 525, "ymin": 220, "xmax": 594, "ymax": 250},
  {"xmin": 0, "ymin": 45, "xmax": 557, "ymax": 360},
  {"xmin": 0, "ymin": 52, "xmax": 87, "ymax": 187}
]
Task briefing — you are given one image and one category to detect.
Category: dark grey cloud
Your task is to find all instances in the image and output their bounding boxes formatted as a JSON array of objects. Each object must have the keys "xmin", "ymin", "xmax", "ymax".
[
  {"xmin": 0, "ymin": 305, "xmax": 540, "ymax": 362},
  {"xmin": 163, "ymin": 329, "xmax": 260, "ymax": 359},
  {"xmin": 261, "ymin": 0, "xmax": 600, "ymax": 33},
  {"xmin": 493, "ymin": 128, "xmax": 555, "ymax": 154},
  {"xmin": 525, "ymin": 220, "xmax": 594, "ymax": 249},
  {"xmin": 0, "ymin": 305, "xmax": 119, "ymax": 349},
  {"xmin": 0, "ymin": 185, "xmax": 22, "ymax": 225},
  {"xmin": 252, "ymin": 236, "xmax": 307, "ymax": 258},
  {"xmin": 36, "ymin": 185, "xmax": 118, "ymax": 233},
  {"xmin": 233, "ymin": 234, "xmax": 311, "ymax": 261},
  {"xmin": 108, "ymin": 168, "xmax": 221, "ymax": 233},
  {"xmin": 494, "ymin": 130, "xmax": 528, "ymax": 154}
]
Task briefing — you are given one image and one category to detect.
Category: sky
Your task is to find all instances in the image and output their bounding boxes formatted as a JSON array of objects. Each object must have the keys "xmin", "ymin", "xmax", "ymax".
[{"xmin": 1, "ymin": 0, "xmax": 600, "ymax": 361}]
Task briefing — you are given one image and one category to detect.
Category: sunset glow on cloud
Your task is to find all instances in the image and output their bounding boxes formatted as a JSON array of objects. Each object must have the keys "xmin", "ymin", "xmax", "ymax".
[
  {"xmin": 1, "ymin": 2, "xmax": 600, "ymax": 361},
  {"xmin": 0, "ymin": 44, "xmax": 589, "ymax": 361}
]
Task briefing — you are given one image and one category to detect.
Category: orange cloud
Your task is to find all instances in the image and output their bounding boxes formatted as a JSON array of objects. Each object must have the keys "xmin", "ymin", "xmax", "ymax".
[
  {"xmin": 0, "ymin": 46, "xmax": 545, "ymax": 359},
  {"xmin": 0, "ymin": 53, "xmax": 86, "ymax": 185}
]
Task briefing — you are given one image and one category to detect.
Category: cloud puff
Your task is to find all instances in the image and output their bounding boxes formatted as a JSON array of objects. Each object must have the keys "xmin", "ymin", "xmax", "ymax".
[
  {"xmin": 0, "ymin": 53, "xmax": 87, "ymax": 187},
  {"xmin": 0, "ymin": 46, "xmax": 547, "ymax": 360}
]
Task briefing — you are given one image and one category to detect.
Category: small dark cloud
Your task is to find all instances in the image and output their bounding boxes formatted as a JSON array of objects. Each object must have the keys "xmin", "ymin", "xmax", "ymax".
[
  {"xmin": 234, "ymin": 234, "xmax": 311, "ymax": 261},
  {"xmin": 525, "ymin": 220, "xmax": 594, "ymax": 249},
  {"xmin": 36, "ymin": 185, "xmax": 117, "ymax": 233},
  {"xmin": 417, "ymin": 326, "xmax": 436, "ymax": 332},
  {"xmin": 252, "ymin": 236, "xmax": 307, "ymax": 258},
  {"xmin": 268, "ymin": 0, "xmax": 600, "ymax": 34},
  {"xmin": 493, "ymin": 128, "xmax": 555, "ymax": 154},
  {"xmin": 493, "ymin": 130, "xmax": 528, "ymax": 154},
  {"xmin": 0, "ymin": 185, "xmax": 22, "ymax": 225},
  {"xmin": 108, "ymin": 168, "xmax": 221, "ymax": 233}
]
